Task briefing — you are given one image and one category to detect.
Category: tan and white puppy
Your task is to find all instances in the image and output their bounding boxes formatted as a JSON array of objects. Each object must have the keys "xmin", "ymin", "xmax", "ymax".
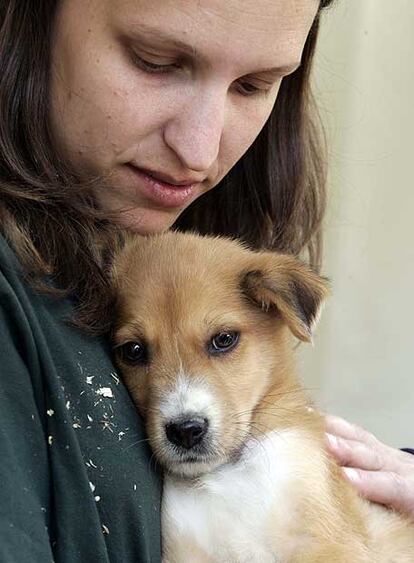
[{"xmin": 110, "ymin": 231, "xmax": 414, "ymax": 563}]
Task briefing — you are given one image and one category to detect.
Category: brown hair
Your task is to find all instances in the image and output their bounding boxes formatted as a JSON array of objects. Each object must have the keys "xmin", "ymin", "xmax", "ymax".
[{"xmin": 0, "ymin": 0, "xmax": 336, "ymax": 331}]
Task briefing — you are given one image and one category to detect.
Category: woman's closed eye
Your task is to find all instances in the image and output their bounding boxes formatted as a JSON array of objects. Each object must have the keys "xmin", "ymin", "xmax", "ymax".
[
  {"xmin": 235, "ymin": 81, "xmax": 274, "ymax": 97},
  {"xmin": 131, "ymin": 52, "xmax": 275, "ymax": 98},
  {"xmin": 131, "ymin": 52, "xmax": 180, "ymax": 74}
]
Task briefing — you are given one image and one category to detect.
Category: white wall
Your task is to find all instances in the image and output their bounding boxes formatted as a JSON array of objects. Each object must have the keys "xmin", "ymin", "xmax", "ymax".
[{"xmin": 300, "ymin": 0, "xmax": 414, "ymax": 446}]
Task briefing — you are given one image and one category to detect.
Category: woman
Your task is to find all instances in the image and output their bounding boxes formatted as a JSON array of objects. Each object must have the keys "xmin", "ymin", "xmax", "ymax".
[{"xmin": 0, "ymin": 1, "xmax": 411, "ymax": 562}]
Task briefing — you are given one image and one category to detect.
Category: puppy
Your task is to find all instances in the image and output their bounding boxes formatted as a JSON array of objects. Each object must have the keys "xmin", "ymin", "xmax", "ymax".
[{"xmin": 110, "ymin": 231, "xmax": 414, "ymax": 562}]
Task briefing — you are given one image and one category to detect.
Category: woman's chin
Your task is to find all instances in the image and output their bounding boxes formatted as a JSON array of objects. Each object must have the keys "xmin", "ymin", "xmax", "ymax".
[{"xmin": 114, "ymin": 206, "xmax": 181, "ymax": 235}]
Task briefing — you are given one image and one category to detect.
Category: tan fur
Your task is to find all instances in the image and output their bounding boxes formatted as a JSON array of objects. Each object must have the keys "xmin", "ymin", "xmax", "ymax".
[
  {"xmin": 111, "ymin": 231, "xmax": 414, "ymax": 562},
  {"xmin": 163, "ymin": 534, "xmax": 215, "ymax": 563}
]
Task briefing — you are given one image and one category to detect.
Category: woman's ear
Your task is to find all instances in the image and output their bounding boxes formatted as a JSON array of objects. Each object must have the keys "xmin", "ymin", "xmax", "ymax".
[{"xmin": 241, "ymin": 252, "xmax": 330, "ymax": 342}]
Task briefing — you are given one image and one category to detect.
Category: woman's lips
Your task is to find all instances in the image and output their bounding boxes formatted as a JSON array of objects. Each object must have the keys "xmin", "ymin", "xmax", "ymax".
[{"xmin": 124, "ymin": 164, "xmax": 199, "ymax": 208}]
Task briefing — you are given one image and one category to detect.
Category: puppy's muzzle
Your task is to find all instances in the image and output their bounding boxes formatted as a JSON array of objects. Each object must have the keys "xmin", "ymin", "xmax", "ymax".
[{"xmin": 165, "ymin": 417, "xmax": 209, "ymax": 450}]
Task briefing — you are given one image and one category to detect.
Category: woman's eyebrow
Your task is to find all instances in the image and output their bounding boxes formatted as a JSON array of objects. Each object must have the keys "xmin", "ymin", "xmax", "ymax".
[
  {"xmin": 249, "ymin": 63, "xmax": 301, "ymax": 80},
  {"xmin": 124, "ymin": 22, "xmax": 199, "ymax": 58},
  {"xmin": 124, "ymin": 22, "xmax": 300, "ymax": 77}
]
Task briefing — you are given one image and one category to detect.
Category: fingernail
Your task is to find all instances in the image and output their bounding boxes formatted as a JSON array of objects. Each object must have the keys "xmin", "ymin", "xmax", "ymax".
[
  {"xmin": 343, "ymin": 467, "xmax": 360, "ymax": 483},
  {"xmin": 325, "ymin": 433, "xmax": 339, "ymax": 448}
]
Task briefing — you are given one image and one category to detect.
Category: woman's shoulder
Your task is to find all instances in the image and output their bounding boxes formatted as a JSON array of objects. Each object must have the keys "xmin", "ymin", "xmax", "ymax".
[
  {"xmin": 0, "ymin": 231, "xmax": 90, "ymax": 378},
  {"xmin": 0, "ymin": 231, "xmax": 19, "ymax": 269},
  {"xmin": 0, "ymin": 231, "xmax": 109, "ymax": 373},
  {"xmin": 0, "ymin": 233, "xmax": 162, "ymax": 563},
  {"xmin": 0, "ymin": 231, "xmax": 30, "ymax": 307}
]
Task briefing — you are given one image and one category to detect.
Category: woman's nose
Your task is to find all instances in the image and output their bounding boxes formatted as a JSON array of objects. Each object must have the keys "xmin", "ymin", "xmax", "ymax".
[{"xmin": 163, "ymin": 87, "xmax": 227, "ymax": 173}]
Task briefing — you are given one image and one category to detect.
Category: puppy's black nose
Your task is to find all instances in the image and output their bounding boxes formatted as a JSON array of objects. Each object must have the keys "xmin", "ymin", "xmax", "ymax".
[{"xmin": 165, "ymin": 419, "xmax": 208, "ymax": 449}]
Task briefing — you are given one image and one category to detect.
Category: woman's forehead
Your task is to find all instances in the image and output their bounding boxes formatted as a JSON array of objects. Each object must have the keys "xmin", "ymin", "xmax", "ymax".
[{"xmin": 94, "ymin": 0, "xmax": 318, "ymax": 72}]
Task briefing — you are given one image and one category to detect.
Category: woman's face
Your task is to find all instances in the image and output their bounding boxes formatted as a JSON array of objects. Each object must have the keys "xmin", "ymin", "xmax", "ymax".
[{"xmin": 50, "ymin": 0, "xmax": 318, "ymax": 233}]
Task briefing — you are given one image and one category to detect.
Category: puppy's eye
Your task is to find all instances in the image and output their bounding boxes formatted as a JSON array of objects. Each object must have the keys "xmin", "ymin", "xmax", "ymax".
[
  {"xmin": 209, "ymin": 331, "xmax": 240, "ymax": 354},
  {"xmin": 116, "ymin": 341, "xmax": 148, "ymax": 365}
]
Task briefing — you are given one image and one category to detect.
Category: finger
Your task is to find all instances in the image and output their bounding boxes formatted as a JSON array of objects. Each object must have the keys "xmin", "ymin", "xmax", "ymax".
[
  {"xmin": 326, "ymin": 433, "xmax": 414, "ymax": 475},
  {"xmin": 343, "ymin": 468, "xmax": 414, "ymax": 519},
  {"xmin": 325, "ymin": 415, "xmax": 414, "ymax": 467},
  {"xmin": 326, "ymin": 433, "xmax": 386, "ymax": 471},
  {"xmin": 325, "ymin": 415, "xmax": 378, "ymax": 447},
  {"xmin": 399, "ymin": 449, "xmax": 414, "ymax": 466}
]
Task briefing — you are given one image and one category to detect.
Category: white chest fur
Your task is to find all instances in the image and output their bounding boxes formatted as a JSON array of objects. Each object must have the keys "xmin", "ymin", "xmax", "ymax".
[{"xmin": 162, "ymin": 430, "xmax": 328, "ymax": 563}]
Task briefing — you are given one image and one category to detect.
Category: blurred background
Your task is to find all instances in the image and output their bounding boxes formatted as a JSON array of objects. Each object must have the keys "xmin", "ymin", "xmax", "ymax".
[{"xmin": 299, "ymin": 0, "xmax": 414, "ymax": 446}]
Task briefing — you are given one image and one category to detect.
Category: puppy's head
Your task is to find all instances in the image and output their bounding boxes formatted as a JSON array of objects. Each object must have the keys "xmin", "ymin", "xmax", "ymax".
[{"xmin": 111, "ymin": 231, "xmax": 328, "ymax": 478}]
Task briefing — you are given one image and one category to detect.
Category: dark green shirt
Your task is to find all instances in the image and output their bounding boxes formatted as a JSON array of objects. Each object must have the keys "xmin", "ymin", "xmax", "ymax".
[{"xmin": 0, "ymin": 234, "xmax": 162, "ymax": 562}]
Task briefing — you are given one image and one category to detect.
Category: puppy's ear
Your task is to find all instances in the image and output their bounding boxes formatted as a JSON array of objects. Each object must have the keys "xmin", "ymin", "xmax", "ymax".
[{"xmin": 241, "ymin": 253, "xmax": 329, "ymax": 342}]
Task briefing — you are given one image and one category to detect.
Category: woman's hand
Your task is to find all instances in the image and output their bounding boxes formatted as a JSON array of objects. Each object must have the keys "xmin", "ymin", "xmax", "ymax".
[{"xmin": 325, "ymin": 414, "xmax": 414, "ymax": 520}]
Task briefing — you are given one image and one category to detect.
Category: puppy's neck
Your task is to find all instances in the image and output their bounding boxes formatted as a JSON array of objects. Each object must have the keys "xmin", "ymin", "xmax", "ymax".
[{"xmin": 251, "ymin": 360, "xmax": 321, "ymax": 441}]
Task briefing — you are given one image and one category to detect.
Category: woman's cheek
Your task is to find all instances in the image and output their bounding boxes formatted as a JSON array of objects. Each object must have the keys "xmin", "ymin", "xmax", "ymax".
[{"xmin": 223, "ymin": 88, "xmax": 280, "ymax": 171}]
